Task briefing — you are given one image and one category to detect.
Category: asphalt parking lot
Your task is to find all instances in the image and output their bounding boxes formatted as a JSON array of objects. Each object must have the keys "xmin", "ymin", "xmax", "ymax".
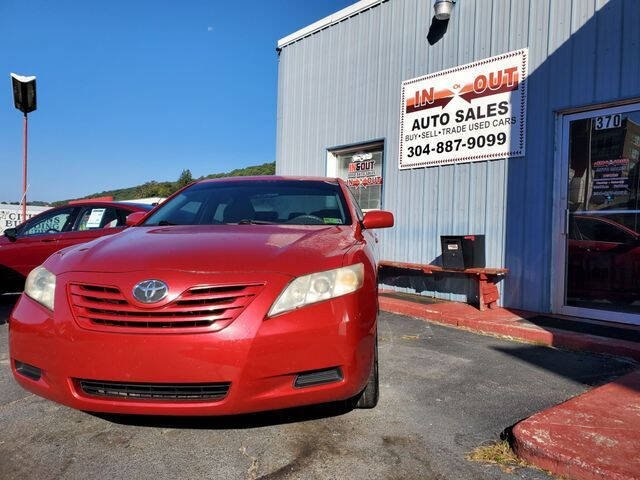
[{"xmin": 0, "ymin": 294, "xmax": 635, "ymax": 480}]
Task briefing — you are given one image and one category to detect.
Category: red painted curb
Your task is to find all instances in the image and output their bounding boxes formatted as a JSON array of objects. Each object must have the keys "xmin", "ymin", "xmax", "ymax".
[
  {"xmin": 512, "ymin": 369, "xmax": 640, "ymax": 480},
  {"xmin": 379, "ymin": 295, "xmax": 640, "ymax": 362}
]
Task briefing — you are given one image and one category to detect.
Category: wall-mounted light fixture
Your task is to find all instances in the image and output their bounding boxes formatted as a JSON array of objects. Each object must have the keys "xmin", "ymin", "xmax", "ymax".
[
  {"xmin": 428, "ymin": 0, "xmax": 456, "ymax": 45},
  {"xmin": 434, "ymin": 0, "xmax": 456, "ymax": 20}
]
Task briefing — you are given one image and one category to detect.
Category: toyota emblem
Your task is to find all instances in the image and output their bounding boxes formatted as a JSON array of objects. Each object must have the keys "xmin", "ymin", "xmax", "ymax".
[{"xmin": 132, "ymin": 280, "xmax": 168, "ymax": 304}]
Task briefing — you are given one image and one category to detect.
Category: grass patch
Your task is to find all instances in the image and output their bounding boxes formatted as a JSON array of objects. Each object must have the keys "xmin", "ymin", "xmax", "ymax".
[
  {"xmin": 467, "ymin": 439, "xmax": 564, "ymax": 478},
  {"xmin": 466, "ymin": 440, "xmax": 528, "ymax": 473}
]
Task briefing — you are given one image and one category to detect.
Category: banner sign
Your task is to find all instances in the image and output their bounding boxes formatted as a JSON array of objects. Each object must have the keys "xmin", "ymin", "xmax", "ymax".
[
  {"xmin": 399, "ymin": 48, "xmax": 528, "ymax": 169},
  {"xmin": 591, "ymin": 158, "xmax": 630, "ymax": 205},
  {"xmin": 347, "ymin": 152, "xmax": 383, "ymax": 190},
  {"xmin": 0, "ymin": 205, "xmax": 50, "ymax": 235}
]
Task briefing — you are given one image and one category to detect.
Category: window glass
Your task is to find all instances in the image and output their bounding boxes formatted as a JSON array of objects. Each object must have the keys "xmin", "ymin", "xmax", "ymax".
[
  {"xmin": 21, "ymin": 208, "xmax": 76, "ymax": 236},
  {"xmin": 331, "ymin": 143, "xmax": 383, "ymax": 210},
  {"xmin": 143, "ymin": 180, "xmax": 351, "ymax": 226},
  {"xmin": 75, "ymin": 207, "xmax": 119, "ymax": 231},
  {"xmin": 568, "ymin": 114, "xmax": 640, "ymax": 220},
  {"xmin": 146, "ymin": 190, "xmax": 209, "ymax": 226},
  {"xmin": 575, "ymin": 217, "xmax": 634, "ymax": 244},
  {"xmin": 565, "ymin": 107, "xmax": 640, "ymax": 314}
]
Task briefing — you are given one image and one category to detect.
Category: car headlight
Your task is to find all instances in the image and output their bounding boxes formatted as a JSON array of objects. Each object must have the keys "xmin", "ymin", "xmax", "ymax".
[
  {"xmin": 268, "ymin": 263, "xmax": 364, "ymax": 317},
  {"xmin": 24, "ymin": 266, "xmax": 56, "ymax": 311}
]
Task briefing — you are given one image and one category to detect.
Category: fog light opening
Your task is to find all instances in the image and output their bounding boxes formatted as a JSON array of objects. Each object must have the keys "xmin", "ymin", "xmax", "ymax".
[
  {"xmin": 294, "ymin": 367, "xmax": 343, "ymax": 388},
  {"xmin": 14, "ymin": 360, "xmax": 42, "ymax": 381}
]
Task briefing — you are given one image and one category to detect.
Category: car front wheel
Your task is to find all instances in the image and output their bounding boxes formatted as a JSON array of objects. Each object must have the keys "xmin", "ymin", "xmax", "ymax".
[{"xmin": 354, "ymin": 332, "xmax": 379, "ymax": 409}]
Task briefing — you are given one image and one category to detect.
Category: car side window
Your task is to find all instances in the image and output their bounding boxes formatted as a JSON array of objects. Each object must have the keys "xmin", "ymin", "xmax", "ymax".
[
  {"xmin": 74, "ymin": 207, "xmax": 119, "ymax": 231},
  {"xmin": 20, "ymin": 208, "xmax": 76, "ymax": 237},
  {"xmin": 576, "ymin": 217, "xmax": 633, "ymax": 244}
]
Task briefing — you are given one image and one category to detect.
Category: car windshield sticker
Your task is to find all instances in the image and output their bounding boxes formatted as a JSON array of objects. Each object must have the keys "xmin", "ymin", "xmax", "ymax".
[
  {"xmin": 323, "ymin": 218, "xmax": 342, "ymax": 225},
  {"xmin": 86, "ymin": 208, "xmax": 106, "ymax": 229}
]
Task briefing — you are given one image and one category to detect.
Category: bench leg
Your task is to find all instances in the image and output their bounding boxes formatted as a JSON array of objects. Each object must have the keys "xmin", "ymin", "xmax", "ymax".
[{"xmin": 478, "ymin": 274, "xmax": 500, "ymax": 311}]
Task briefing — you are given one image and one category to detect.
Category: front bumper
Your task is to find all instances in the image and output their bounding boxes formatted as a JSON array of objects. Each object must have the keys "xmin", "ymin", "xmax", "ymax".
[{"xmin": 9, "ymin": 270, "xmax": 377, "ymax": 415}]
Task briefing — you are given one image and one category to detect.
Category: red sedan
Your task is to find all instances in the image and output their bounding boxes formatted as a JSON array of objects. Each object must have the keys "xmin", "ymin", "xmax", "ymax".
[
  {"xmin": 9, "ymin": 177, "xmax": 394, "ymax": 415},
  {"xmin": 1, "ymin": 201, "xmax": 152, "ymax": 294}
]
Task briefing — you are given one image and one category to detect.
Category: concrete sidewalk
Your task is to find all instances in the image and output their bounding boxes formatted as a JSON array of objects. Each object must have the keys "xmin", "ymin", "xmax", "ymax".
[
  {"xmin": 379, "ymin": 292, "xmax": 640, "ymax": 480},
  {"xmin": 513, "ymin": 369, "xmax": 640, "ymax": 480}
]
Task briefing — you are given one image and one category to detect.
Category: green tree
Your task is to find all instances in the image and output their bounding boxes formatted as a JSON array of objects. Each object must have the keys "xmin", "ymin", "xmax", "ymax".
[
  {"xmin": 52, "ymin": 162, "xmax": 275, "ymax": 205},
  {"xmin": 177, "ymin": 169, "xmax": 193, "ymax": 189}
]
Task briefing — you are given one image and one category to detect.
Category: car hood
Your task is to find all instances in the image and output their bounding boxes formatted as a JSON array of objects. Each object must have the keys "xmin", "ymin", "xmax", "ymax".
[{"xmin": 47, "ymin": 225, "xmax": 357, "ymax": 277}]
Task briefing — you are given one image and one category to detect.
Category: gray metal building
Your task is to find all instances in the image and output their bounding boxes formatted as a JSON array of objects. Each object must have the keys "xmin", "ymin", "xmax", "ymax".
[{"xmin": 275, "ymin": 0, "xmax": 640, "ymax": 325}]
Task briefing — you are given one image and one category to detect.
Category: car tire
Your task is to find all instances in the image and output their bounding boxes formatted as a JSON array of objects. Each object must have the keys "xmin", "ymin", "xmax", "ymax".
[{"xmin": 354, "ymin": 332, "xmax": 379, "ymax": 409}]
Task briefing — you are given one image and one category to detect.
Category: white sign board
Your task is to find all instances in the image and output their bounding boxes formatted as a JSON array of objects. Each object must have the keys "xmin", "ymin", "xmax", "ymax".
[
  {"xmin": 399, "ymin": 48, "xmax": 528, "ymax": 169},
  {"xmin": 0, "ymin": 205, "xmax": 50, "ymax": 235},
  {"xmin": 594, "ymin": 113, "xmax": 622, "ymax": 130},
  {"xmin": 85, "ymin": 208, "xmax": 106, "ymax": 229}
]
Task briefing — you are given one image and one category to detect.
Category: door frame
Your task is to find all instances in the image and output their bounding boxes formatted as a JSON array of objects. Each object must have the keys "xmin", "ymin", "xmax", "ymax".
[{"xmin": 551, "ymin": 101, "xmax": 640, "ymax": 325}]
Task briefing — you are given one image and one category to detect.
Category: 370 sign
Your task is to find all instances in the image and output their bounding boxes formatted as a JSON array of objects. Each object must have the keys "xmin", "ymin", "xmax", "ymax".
[{"xmin": 399, "ymin": 49, "xmax": 528, "ymax": 169}]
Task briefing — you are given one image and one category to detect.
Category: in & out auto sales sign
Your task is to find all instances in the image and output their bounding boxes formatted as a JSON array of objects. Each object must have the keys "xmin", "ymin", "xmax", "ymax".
[{"xmin": 399, "ymin": 48, "xmax": 528, "ymax": 169}]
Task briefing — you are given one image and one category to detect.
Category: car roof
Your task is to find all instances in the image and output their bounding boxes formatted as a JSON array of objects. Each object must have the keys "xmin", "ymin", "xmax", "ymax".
[
  {"xmin": 117, "ymin": 202, "xmax": 155, "ymax": 211},
  {"xmin": 198, "ymin": 175, "xmax": 340, "ymax": 184},
  {"xmin": 574, "ymin": 214, "xmax": 640, "ymax": 238},
  {"xmin": 60, "ymin": 201, "xmax": 151, "ymax": 211}
]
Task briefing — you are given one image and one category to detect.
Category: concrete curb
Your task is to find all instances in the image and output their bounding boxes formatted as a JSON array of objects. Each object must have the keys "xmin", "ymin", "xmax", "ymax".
[{"xmin": 512, "ymin": 369, "xmax": 640, "ymax": 480}]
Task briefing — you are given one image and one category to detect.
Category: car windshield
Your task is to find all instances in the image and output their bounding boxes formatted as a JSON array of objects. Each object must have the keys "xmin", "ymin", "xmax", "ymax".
[{"xmin": 143, "ymin": 180, "xmax": 352, "ymax": 226}]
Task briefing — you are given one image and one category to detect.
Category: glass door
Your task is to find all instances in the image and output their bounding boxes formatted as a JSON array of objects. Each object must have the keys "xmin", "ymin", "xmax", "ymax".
[{"xmin": 558, "ymin": 102, "xmax": 640, "ymax": 324}]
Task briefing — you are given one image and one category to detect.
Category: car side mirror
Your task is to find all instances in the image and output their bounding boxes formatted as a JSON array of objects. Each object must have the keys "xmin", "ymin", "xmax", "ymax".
[
  {"xmin": 125, "ymin": 212, "xmax": 146, "ymax": 226},
  {"xmin": 362, "ymin": 210, "xmax": 394, "ymax": 229},
  {"xmin": 3, "ymin": 227, "xmax": 18, "ymax": 242}
]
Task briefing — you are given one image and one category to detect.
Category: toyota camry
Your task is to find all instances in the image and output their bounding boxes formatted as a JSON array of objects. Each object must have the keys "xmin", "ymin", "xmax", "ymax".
[{"xmin": 9, "ymin": 177, "xmax": 394, "ymax": 415}]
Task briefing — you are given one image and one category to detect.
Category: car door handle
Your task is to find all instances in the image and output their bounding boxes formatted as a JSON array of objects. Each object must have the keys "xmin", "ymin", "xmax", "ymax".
[{"xmin": 41, "ymin": 239, "xmax": 56, "ymax": 243}]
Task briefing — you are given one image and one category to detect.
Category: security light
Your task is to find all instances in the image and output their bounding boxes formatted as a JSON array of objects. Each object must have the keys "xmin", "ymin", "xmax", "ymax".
[
  {"xmin": 11, "ymin": 73, "xmax": 37, "ymax": 114},
  {"xmin": 434, "ymin": 0, "xmax": 455, "ymax": 21}
]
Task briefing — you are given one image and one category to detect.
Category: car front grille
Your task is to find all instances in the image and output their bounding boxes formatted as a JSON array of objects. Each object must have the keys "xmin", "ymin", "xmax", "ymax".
[
  {"xmin": 77, "ymin": 379, "xmax": 230, "ymax": 401},
  {"xmin": 68, "ymin": 282, "xmax": 263, "ymax": 333}
]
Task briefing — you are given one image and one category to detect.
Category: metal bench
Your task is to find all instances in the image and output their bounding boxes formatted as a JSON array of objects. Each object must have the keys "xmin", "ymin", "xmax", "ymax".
[{"xmin": 378, "ymin": 260, "xmax": 508, "ymax": 311}]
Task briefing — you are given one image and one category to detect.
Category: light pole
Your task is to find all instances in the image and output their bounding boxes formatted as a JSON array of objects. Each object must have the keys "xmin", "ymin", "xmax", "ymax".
[{"xmin": 10, "ymin": 73, "xmax": 37, "ymax": 224}]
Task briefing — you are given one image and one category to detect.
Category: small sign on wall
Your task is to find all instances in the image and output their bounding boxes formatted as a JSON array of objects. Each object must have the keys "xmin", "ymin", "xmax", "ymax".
[{"xmin": 399, "ymin": 48, "xmax": 528, "ymax": 169}]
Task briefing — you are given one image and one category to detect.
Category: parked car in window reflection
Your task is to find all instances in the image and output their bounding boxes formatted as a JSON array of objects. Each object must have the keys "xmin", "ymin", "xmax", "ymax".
[{"xmin": 567, "ymin": 214, "xmax": 640, "ymax": 305}]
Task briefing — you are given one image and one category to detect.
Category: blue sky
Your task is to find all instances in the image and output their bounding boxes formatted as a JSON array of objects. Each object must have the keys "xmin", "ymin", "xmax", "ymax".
[{"xmin": 0, "ymin": 0, "xmax": 354, "ymax": 202}]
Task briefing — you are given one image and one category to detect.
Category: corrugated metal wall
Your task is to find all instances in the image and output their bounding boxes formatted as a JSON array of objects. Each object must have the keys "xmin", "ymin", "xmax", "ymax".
[{"xmin": 276, "ymin": 0, "xmax": 640, "ymax": 312}]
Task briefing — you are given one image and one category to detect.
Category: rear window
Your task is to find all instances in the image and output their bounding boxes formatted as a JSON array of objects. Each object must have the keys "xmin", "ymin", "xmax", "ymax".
[{"xmin": 143, "ymin": 180, "xmax": 352, "ymax": 226}]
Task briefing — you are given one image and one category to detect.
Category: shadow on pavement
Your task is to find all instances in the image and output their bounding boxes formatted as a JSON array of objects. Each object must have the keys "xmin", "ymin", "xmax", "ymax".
[
  {"xmin": 89, "ymin": 399, "xmax": 354, "ymax": 430},
  {"xmin": 492, "ymin": 344, "xmax": 637, "ymax": 388}
]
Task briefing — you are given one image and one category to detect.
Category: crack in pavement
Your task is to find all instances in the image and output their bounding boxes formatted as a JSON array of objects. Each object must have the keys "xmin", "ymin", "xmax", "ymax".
[{"xmin": 240, "ymin": 445, "xmax": 259, "ymax": 480}]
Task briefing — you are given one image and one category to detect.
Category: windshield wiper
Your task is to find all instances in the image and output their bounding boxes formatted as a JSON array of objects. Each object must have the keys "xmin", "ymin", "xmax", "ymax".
[
  {"xmin": 157, "ymin": 220, "xmax": 178, "ymax": 226},
  {"xmin": 236, "ymin": 219, "xmax": 276, "ymax": 225}
]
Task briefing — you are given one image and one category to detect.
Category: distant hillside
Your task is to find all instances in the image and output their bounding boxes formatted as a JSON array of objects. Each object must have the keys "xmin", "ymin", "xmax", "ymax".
[
  {"xmin": 1, "ymin": 201, "xmax": 50, "ymax": 207},
  {"xmin": 52, "ymin": 162, "xmax": 275, "ymax": 207}
]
